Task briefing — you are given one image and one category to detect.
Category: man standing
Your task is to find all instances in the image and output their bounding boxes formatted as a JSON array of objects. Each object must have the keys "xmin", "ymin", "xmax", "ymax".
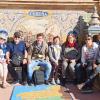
[{"xmin": 28, "ymin": 33, "xmax": 52, "ymax": 85}]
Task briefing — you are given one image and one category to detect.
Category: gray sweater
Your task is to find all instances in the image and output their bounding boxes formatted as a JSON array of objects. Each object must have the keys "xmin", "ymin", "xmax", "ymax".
[{"xmin": 49, "ymin": 44, "xmax": 62, "ymax": 63}]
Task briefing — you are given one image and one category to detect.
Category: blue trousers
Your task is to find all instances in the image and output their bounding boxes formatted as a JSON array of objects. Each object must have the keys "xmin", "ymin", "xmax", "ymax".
[{"xmin": 28, "ymin": 60, "xmax": 52, "ymax": 81}]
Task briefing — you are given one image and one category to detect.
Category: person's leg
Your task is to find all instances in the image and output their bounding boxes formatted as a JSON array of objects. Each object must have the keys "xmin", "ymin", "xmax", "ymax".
[
  {"xmin": 22, "ymin": 64, "xmax": 27, "ymax": 84},
  {"xmin": 69, "ymin": 60, "xmax": 76, "ymax": 80},
  {"xmin": 62, "ymin": 60, "xmax": 68, "ymax": 78},
  {"xmin": 51, "ymin": 62, "xmax": 56, "ymax": 79},
  {"xmin": 8, "ymin": 63, "xmax": 19, "ymax": 82},
  {"xmin": 0, "ymin": 63, "xmax": 3, "ymax": 81},
  {"xmin": 79, "ymin": 68, "xmax": 94, "ymax": 93},
  {"xmin": 78, "ymin": 66, "xmax": 100, "ymax": 91},
  {"xmin": 39, "ymin": 60, "xmax": 52, "ymax": 83},
  {"xmin": 50, "ymin": 62, "xmax": 56, "ymax": 84},
  {"xmin": 2, "ymin": 63, "xmax": 10, "ymax": 87},
  {"xmin": 86, "ymin": 68, "xmax": 94, "ymax": 88},
  {"xmin": 55, "ymin": 64, "xmax": 60, "ymax": 84},
  {"xmin": 28, "ymin": 60, "xmax": 39, "ymax": 82},
  {"xmin": 75, "ymin": 63, "xmax": 82, "ymax": 84},
  {"xmin": 69, "ymin": 60, "xmax": 76, "ymax": 72}
]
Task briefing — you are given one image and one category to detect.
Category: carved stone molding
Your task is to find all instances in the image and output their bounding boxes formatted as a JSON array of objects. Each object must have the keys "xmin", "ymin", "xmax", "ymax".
[{"xmin": 0, "ymin": 0, "xmax": 99, "ymax": 10}]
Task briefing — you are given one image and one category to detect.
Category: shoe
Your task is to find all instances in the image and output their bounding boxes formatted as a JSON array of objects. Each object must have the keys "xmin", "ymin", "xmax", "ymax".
[
  {"xmin": 28, "ymin": 82, "xmax": 33, "ymax": 86},
  {"xmin": 81, "ymin": 86, "xmax": 93, "ymax": 93},
  {"xmin": 51, "ymin": 78, "xmax": 56, "ymax": 85},
  {"xmin": 77, "ymin": 83, "xmax": 84, "ymax": 90},
  {"xmin": 56, "ymin": 79, "xmax": 60, "ymax": 85},
  {"xmin": 22, "ymin": 81, "xmax": 27, "ymax": 86},
  {"xmin": 28, "ymin": 80, "xmax": 33, "ymax": 86},
  {"xmin": 60, "ymin": 78, "xmax": 66, "ymax": 86},
  {"xmin": 45, "ymin": 80, "xmax": 49, "ymax": 85},
  {"xmin": 12, "ymin": 80, "xmax": 19, "ymax": 84}
]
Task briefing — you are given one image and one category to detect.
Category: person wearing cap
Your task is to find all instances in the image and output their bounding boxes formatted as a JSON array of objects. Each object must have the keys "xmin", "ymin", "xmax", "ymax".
[
  {"xmin": 0, "ymin": 30, "xmax": 11, "ymax": 88},
  {"xmin": 6, "ymin": 31, "xmax": 28, "ymax": 85},
  {"xmin": 61, "ymin": 33, "xmax": 80, "ymax": 85}
]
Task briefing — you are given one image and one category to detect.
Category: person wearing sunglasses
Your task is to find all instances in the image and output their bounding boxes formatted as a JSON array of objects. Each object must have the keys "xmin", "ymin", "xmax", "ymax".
[{"xmin": 80, "ymin": 35, "xmax": 99, "ymax": 93}]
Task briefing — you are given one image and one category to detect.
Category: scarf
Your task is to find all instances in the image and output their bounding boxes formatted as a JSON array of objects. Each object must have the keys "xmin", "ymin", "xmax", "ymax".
[{"xmin": 67, "ymin": 42, "xmax": 76, "ymax": 48}]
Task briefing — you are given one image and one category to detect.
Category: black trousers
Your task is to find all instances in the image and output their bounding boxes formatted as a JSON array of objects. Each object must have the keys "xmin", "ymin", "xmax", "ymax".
[{"xmin": 8, "ymin": 62, "xmax": 27, "ymax": 82}]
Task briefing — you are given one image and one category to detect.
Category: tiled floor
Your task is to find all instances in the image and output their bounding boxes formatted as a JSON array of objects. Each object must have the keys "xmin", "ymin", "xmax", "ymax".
[
  {"xmin": 0, "ymin": 84, "xmax": 100, "ymax": 100},
  {"xmin": 0, "ymin": 85, "xmax": 13, "ymax": 100}
]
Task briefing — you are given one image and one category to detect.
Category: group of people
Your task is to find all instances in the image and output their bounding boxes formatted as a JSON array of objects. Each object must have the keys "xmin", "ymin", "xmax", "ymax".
[{"xmin": 0, "ymin": 29, "xmax": 100, "ymax": 93}]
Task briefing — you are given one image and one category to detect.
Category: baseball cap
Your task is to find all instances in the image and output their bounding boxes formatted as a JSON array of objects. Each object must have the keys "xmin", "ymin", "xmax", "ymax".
[
  {"xmin": 14, "ymin": 31, "xmax": 21, "ymax": 38},
  {"xmin": 0, "ymin": 30, "xmax": 8, "ymax": 40}
]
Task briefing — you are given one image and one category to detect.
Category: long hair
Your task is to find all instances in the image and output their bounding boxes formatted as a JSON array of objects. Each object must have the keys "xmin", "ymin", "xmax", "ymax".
[{"xmin": 65, "ymin": 34, "xmax": 76, "ymax": 44}]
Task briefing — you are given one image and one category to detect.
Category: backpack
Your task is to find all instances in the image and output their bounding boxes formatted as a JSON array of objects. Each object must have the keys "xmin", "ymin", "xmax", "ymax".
[
  {"xmin": 65, "ymin": 49, "xmax": 78, "ymax": 60},
  {"xmin": 33, "ymin": 70, "xmax": 45, "ymax": 85}
]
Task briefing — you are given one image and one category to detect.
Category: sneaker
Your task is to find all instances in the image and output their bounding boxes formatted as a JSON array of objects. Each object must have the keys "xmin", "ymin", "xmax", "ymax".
[
  {"xmin": 28, "ymin": 80, "xmax": 33, "ymax": 86},
  {"xmin": 51, "ymin": 78, "xmax": 56, "ymax": 85},
  {"xmin": 81, "ymin": 86, "xmax": 93, "ymax": 93},
  {"xmin": 11, "ymin": 80, "xmax": 21, "ymax": 86},
  {"xmin": 56, "ymin": 79, "xmax": 60, "ymax": 85},
  {"xmin": 45, "ymin": 80, "xmax": 49, "ymax": 85},
  {"xmin": 22, "ymin": 81, "xmax": 27, "ymax": 86},
  {"xmin": 60, "ymin": 78, "xmax": 66, "ymax": 86},
  {"xmin": 77, "ymin": 83, "xmax": 84, "ymax": 90},
  {"xmin": 12, "ymin": 80, "xmax": 19, "ymax": 84},
  {"xmin": 28, "ymin": 82, "xmax": 33, "ymax": 86}
]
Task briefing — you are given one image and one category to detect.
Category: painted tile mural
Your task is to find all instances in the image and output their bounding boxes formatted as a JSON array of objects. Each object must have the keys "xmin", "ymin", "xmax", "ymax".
[{"xmin": 0, "ymin": 9, "xmax": 91, "ymax": 42}]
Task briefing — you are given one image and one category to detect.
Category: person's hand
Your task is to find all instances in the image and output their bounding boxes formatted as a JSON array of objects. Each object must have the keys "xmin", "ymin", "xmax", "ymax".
[
  {"xmin": 93, "ymin": 63, "xmax": 97, "ymax": 69},
  {"xmin": 82, "ymin": 63, "xmax": 87, "ymax": 68},
  {"xmin": 65, "ymin": 59, "xmax": 69, "ymax": 62},
  {"xmin": 55, "ymin": 61, "xmax": 58, "ymax": 66},
  {"xmin": 3, "ymin": 59, "xmax": 6, "ymax": 63},
  {"xmin": 23, "ymin": 59, "xmax": 27, "ymax": 64},
  {"xmin": 70, "ymin": 59, "xmax": 76, "ymax": 63},
  {"xmin": 0, "ymin": 59, "xmax": 6, "ymax": 63},
  {"xmin": 6, "ymin": 58, "xmax": 11, "ymax": 64},
  {"xmin": 28, "ymin": 60, "xmax": 32, "ymax": 64}
]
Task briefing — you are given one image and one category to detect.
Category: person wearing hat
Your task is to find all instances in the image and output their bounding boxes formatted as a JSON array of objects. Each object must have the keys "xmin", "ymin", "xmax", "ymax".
[
  {"xmin": 6, "ymin": 31, "xmax": 28, "ymax": 85},
  {"xmin": 0, "ymin": 30, "xmax": 11, "ymax": 88},
  {"xmin": 61, "ymin": 33, "xmax": 80, "ymax": 85}
]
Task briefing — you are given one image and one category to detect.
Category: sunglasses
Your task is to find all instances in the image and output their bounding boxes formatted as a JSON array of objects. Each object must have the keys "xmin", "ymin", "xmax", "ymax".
[{"xmin": 0, "ymin": 38, "xmax": 6, "ymax": 40}]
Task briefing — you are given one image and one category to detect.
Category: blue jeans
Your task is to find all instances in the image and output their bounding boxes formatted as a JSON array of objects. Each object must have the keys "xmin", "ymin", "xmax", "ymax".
[{"xmin": 28, "ymin": 60, "xmax": 52, "ymax": 81}]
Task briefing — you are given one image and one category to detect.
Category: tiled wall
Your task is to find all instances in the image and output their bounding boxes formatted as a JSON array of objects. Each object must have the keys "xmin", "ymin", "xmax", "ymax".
[{"xmin": 0, "ymin": 9, "xmax": 91, "ymax": 43}]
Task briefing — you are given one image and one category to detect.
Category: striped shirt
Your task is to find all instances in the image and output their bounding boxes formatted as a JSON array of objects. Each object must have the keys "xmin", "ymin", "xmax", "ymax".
[{"xmin": 81, "ymin": 42, "xmax": 98, "ymax": 64}]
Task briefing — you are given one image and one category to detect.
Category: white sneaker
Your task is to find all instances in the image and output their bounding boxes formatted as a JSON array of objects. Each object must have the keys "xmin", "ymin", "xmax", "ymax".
[
  {"xmin": 56, "ymin": 79, "xmax": 60, "ymax": 85},
  {"xmin": 51, "ymin": 78, "xmax": 56, "ymax": 85},
  {"xmin": 77, "ymin": 83, "xmax": 84, "ymax": 90}
]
